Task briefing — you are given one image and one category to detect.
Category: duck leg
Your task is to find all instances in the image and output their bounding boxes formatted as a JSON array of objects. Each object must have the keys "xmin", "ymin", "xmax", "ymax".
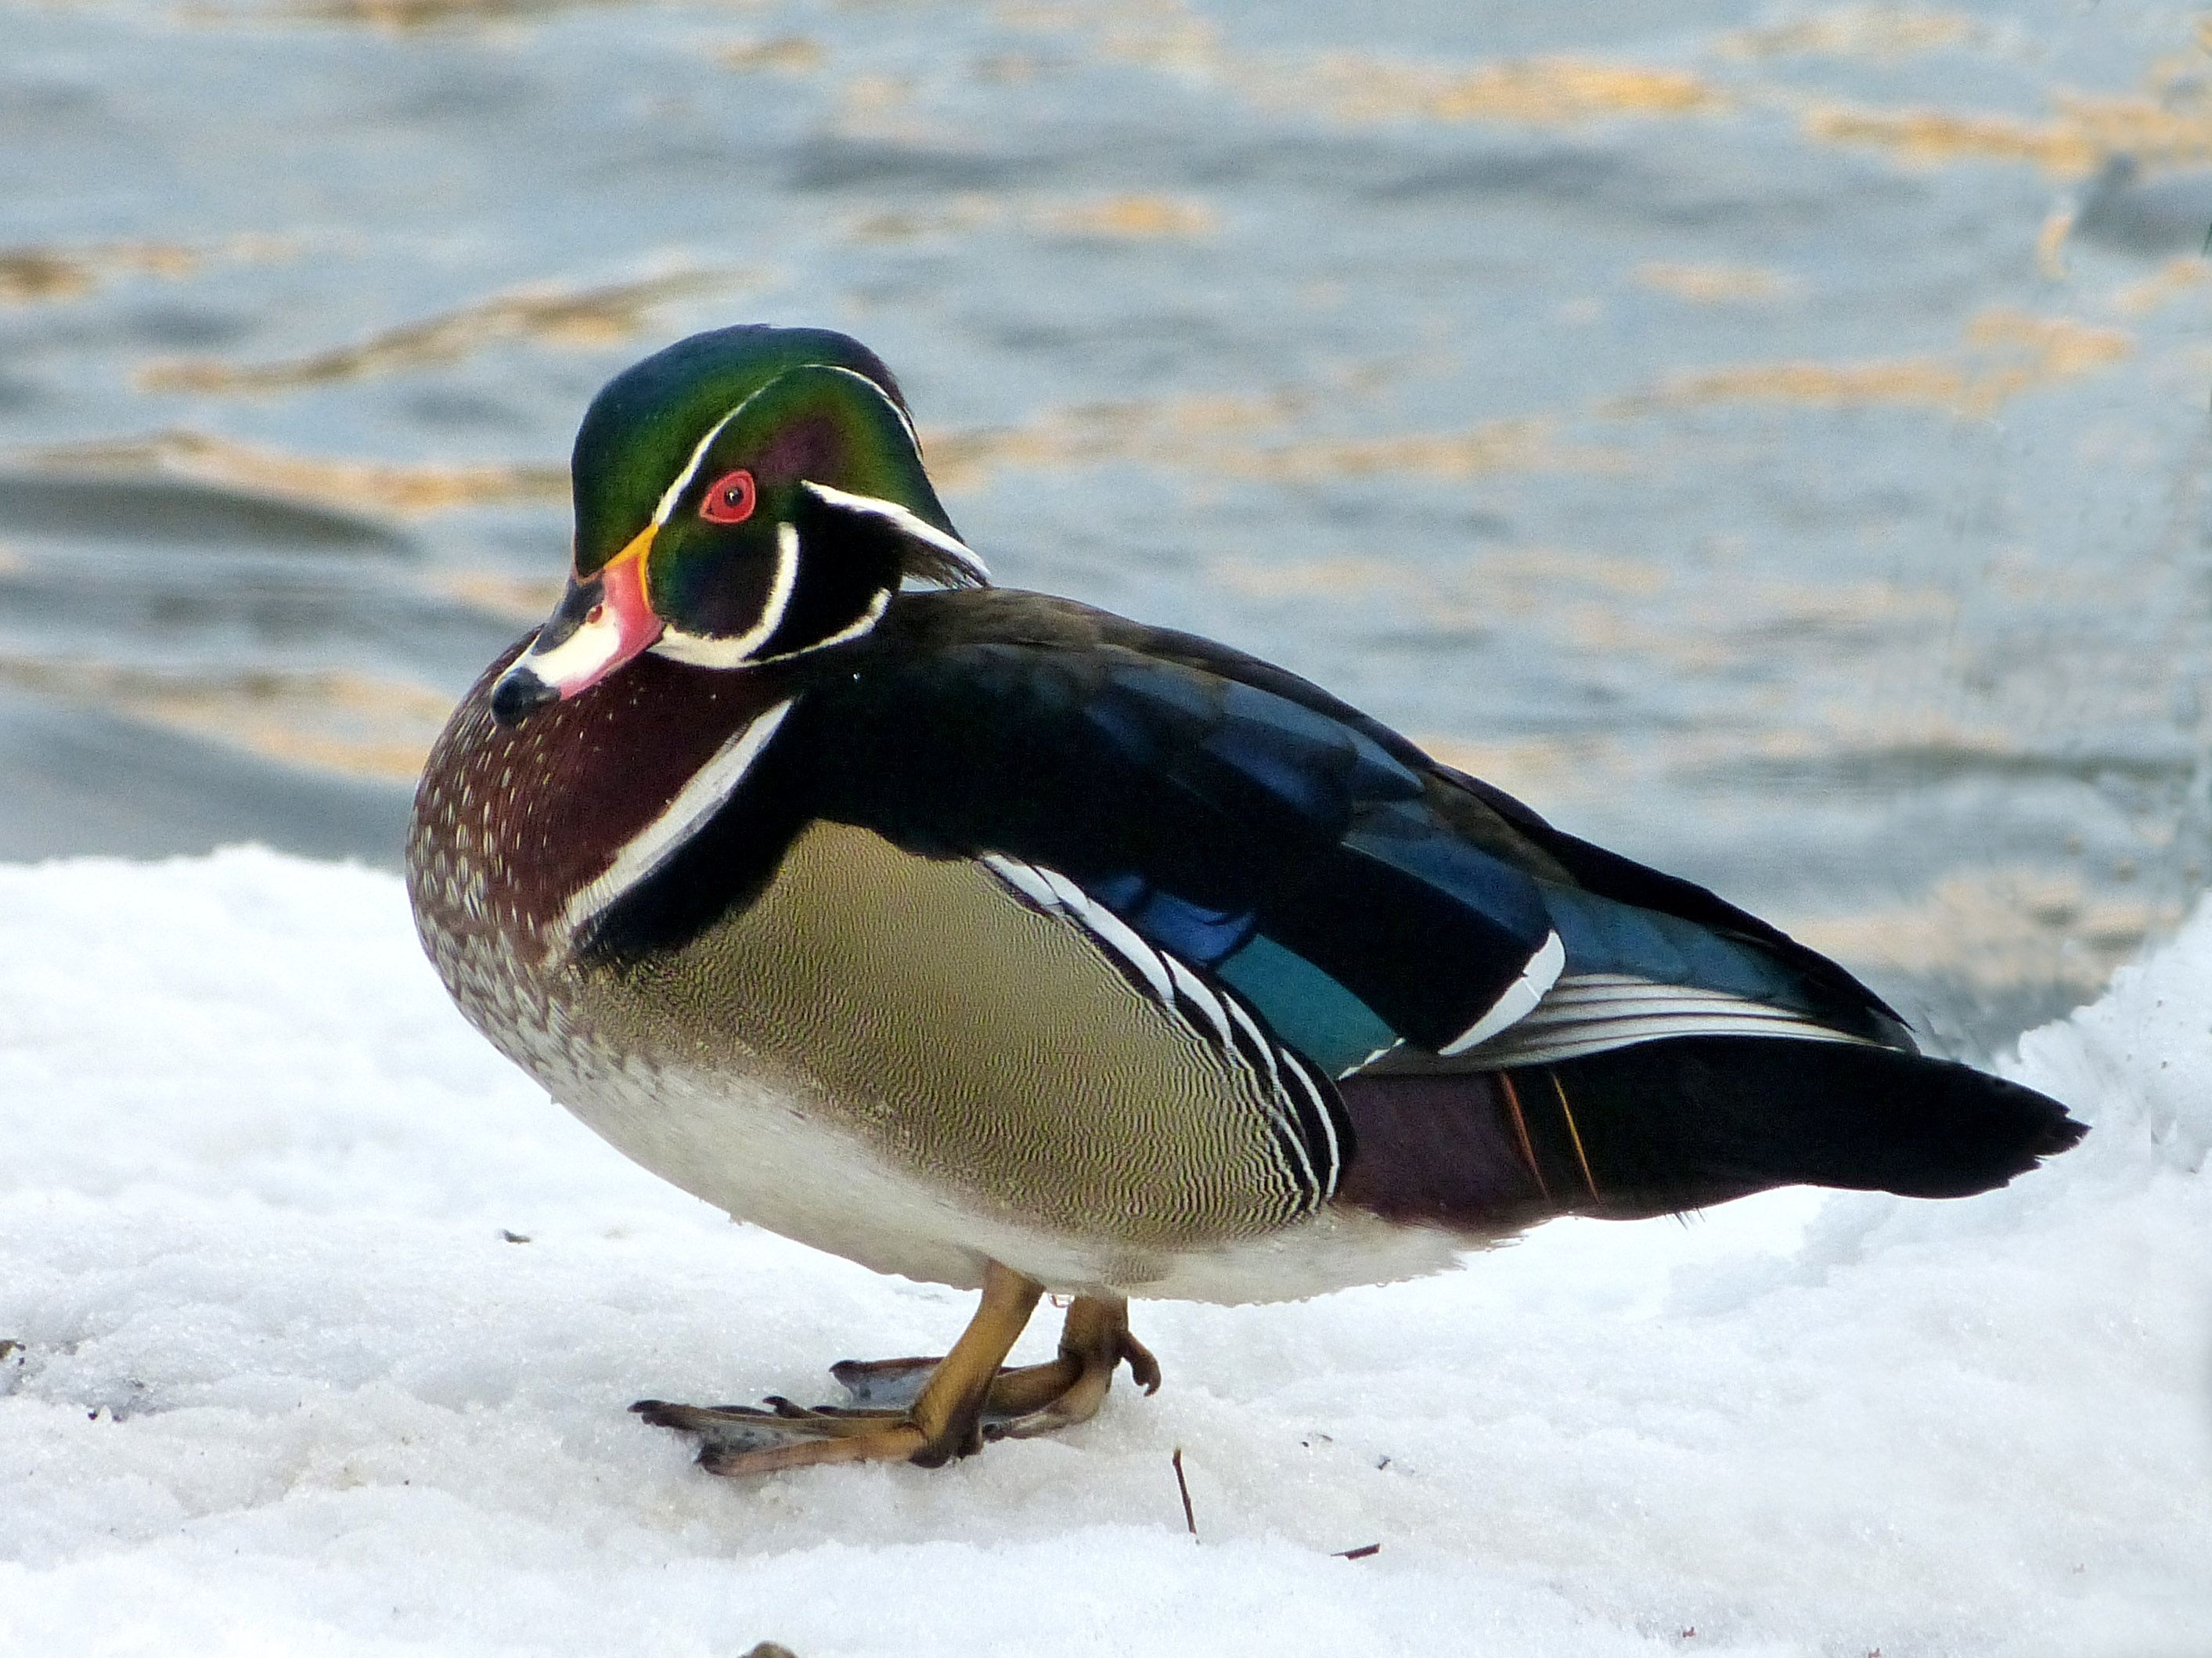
[
  {"xmin": 832, "ymin": 1290, "xmax": 1162, "ymax": 1439},
  {"xmin": 998, "ymin": 1292, "xmax": 1162, "ymax": 1436},
  {"xmin": 635, "ymin": 1260, "xmax": 1039, "ymax": 1474},
  {"xmin": 632, "ymin": 1269, "xmax": 1160, "ymax": 1476}
]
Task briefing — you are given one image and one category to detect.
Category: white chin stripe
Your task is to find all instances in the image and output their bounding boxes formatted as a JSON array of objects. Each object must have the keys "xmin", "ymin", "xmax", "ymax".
[
  {"xmin": 563, "ymin": 699, "xmax": 797, "ymax": 936},
  {"xmin": 519, "ymin": 607, "xmax": 628, "ymax": 694},
  {"xmin": 653, "ymin": 558, "xmax": 897, "ymax": 669},
  {"xmin": 755, "ymin": 586, "xmax": 892, "ymax": 662},
  {"xmin": 650, "ymin": 521, "xmax": 801, "ymax": 668},
  {"xmin": 801, "ymin": 481, "xmax": 989, "ymax": 582},
  {"xmin": 1441, "ymin": 929, "xmax": 1566, "ymax": 1055}
]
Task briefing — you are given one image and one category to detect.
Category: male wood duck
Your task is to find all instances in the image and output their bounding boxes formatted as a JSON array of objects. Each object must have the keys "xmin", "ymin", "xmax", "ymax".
[{"xmin": 407, "ymin": 324, "xmax": 2085, "ymax": 1478}]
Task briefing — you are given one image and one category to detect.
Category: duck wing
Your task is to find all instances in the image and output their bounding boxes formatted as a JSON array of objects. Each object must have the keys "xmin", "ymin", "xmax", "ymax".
[{"xmin": 786, "ymin": 591, "xmax": 1911, "ymax": 1076}]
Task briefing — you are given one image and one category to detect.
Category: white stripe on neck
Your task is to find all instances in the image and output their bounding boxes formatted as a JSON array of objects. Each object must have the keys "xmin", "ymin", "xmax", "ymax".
[{"xmin": 563, "ymin": 697, "xmax": 797, "ymax": 938}]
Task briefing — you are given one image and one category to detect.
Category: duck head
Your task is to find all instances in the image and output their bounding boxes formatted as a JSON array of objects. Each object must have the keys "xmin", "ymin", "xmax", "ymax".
[{"xmin": 491, "ymin": 324, "xmax": 986, "ymax": 726}]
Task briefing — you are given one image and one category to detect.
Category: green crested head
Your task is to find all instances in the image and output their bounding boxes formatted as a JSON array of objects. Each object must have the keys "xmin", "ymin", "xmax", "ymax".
[
  {"xmin": 571, "ymin": 325, "xmax": 940, "ymax": 575},
  {"xmin": 490, "ymin": 324, "xmax": 985, "ymax": 726}
]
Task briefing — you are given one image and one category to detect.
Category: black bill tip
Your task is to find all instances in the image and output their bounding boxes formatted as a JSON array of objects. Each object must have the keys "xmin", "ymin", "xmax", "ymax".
[{"xmin": 490, "ymin": 663, "xmax": 560, "ymax": 728}]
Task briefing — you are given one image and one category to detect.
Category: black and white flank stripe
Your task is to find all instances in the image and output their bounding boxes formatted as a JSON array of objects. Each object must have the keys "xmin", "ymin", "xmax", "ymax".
[{"xmin": 981, "ymin": 855, "xmax": 1346, "ymax": 1217}]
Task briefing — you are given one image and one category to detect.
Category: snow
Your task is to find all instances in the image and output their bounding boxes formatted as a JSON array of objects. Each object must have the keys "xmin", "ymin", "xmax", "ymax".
[{"xmin": 1, "ymin": 847, "xmax": 2204, "ymax": 1656}]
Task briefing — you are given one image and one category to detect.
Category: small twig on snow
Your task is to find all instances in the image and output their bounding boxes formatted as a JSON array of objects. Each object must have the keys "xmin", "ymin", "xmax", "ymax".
[{"xmin": 1171, "ymin": 1447, "xmax": 1198, "ymax": 1540}]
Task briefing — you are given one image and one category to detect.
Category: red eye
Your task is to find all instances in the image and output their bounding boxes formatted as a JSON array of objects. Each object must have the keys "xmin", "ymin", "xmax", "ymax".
[{"xmin": 698, "ymin": 468, "xmax": 756, "ymax": 524}]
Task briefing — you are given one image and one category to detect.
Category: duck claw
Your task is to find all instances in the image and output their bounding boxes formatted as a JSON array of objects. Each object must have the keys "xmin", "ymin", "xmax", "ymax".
[
  {"xmin": 827, "ymin": 1355, "xmax": 940, "ymax": 1410},
  {"xmin": 629, "ymin": 1399, "xmax": 847, "ymax": 1458}
]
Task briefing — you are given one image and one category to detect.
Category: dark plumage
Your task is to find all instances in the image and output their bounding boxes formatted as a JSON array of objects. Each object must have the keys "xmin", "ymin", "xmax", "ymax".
[{"xmin": 407, "ymin": 324, "xmax": 2086, "ymax": 1479}]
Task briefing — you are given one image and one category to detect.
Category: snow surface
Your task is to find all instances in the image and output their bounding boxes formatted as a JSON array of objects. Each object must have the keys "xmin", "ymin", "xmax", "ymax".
[{"xmin": 0, "ymin": 847, "xmax": 2205, "ymax": 1656}]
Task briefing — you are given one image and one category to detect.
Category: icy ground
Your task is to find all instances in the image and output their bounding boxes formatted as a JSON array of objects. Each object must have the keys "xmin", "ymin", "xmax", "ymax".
[{"xmin": 0, "ymin": 849, "xmax": 2204, "ymax": 1656}]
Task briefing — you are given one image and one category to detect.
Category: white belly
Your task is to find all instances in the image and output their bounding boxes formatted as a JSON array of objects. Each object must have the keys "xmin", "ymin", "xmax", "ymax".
[{"xmin": 550, "ymin": 1053, "xmax": 1474, "ymax": 1305}]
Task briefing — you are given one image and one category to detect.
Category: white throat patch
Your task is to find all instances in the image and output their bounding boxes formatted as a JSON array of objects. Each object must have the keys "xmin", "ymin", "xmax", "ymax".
[{"xmin": 652, "ymin": 521, "xmax": 803, "ymax": 669}]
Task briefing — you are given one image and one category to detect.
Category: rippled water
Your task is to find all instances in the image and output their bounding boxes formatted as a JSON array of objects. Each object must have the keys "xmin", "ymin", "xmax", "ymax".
[{"xmin": 5, "ymin": 0, "xmax": 2210, "ymax": 1049}]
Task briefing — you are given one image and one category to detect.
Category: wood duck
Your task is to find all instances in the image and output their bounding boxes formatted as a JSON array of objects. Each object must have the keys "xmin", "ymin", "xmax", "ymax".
[{"xmin": 407, "ymin": 324, "xmax": 2086, "ymax": 1479}]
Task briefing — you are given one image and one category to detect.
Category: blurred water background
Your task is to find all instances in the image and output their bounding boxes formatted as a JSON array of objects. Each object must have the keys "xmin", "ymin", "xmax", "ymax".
[{"xmin": 4, "ymin": 0, "xmax": 2210, "ymax": 1053}]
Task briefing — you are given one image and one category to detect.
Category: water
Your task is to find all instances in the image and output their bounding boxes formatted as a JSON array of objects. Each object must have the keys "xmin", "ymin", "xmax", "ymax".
[{"xmin": 4, "ymin": 0, "xmax": 2210, "ymax": 1051}]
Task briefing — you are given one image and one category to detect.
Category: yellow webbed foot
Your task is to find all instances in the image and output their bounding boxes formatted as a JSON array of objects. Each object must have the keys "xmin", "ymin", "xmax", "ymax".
[{"xmin": 632, "ymin": 1271, "xmax": 1162, "ymax": 1476}]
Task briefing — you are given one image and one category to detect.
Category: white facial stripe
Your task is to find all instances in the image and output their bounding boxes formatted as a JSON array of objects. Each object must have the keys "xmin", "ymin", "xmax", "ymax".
[
  {"xmin": 801, "ymin": 481, "xmax": 989, "ymax": 582},
  {"xmin": 755, "ymin": 586, "xmax": 892, "ymax": 661},
  {"xmin": 863, "ymin": 367, "xmax": 924, "ymax": 451},
  {"xmin": 564, "ymin": 698, "xmax": 797, "ymax": 937},
  {"xmin": 807, "ymin": 365, "xmax": 927, "ymax": 452},
  {"xmin": 650, "ymin": 365, "xmax": 926, "ymax": 532},
  {"xmin": 756, "ymin": 519, "xmax": 803, "ymax": 645},
  {"xmin": 659, "ymin": 584, "xmax": 892, "ymax": 669},
  {"xmin": 653, "ymin": 402, "xmax": 751, "ymax": 528},
  {"xmin": 520, "ymin": 606, "xmax": 625, "ymax": 688},
  {"xmin": 650, "ymin": 520, "xmax": 802, "ymax": 669}
]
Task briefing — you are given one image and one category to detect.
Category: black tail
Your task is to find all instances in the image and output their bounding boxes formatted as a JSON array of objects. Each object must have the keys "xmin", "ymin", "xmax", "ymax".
[{"xmin": 1333, "ymin": 1036, "xmax": 2088, "ymax": 1231}]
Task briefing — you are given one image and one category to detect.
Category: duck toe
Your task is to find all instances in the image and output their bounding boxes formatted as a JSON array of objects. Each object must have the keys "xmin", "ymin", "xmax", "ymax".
[
  {"xmin": 632, "ymin": 1289, "xmax": 1164, "ymax": 1475},
  {"xmin": 632, "ymin": 1396, "xmax": 931, "ymax": 1474}
]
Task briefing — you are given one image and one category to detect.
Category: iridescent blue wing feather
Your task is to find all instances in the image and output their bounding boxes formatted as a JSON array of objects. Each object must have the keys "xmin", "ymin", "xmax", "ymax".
[{"xmin": 788, "ymin": 615, "xmax": 1595, "ymax": 1072}]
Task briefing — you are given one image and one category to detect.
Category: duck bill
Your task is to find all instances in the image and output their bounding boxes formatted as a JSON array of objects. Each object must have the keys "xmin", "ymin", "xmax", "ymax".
[{"xmin": 491, "ymin": 528, "xmax": 664, "ymax": 726}]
